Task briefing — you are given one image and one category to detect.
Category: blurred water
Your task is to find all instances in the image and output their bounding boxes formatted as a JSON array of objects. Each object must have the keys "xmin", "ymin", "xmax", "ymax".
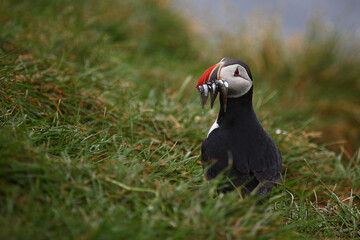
[{"xmin": 172, "ymin": 0, "xmax": 360, "ymax": 39}]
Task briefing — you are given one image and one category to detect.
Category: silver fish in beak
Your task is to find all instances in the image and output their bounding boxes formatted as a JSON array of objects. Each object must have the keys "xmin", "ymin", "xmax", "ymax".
[{"xmin": 196, "ymin": 62, "xmax": 228, "ymax": 112}]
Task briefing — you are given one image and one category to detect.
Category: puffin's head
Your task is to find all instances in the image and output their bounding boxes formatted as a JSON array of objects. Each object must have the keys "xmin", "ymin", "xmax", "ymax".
[{"xmin": 196, "ymin": 58, "xmax": 253, "ymax": 111}]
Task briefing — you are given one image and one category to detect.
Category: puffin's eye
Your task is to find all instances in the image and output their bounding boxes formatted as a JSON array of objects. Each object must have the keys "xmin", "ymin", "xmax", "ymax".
[{"xmin": 234, "ymin": 68, "xmax": 240, "ymax": 76}]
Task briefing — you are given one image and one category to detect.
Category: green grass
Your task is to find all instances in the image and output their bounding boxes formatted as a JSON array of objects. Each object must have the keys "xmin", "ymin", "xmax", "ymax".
[{"xmin": 1, "ymin": 0, "xmax": 359, "ymax": 239}]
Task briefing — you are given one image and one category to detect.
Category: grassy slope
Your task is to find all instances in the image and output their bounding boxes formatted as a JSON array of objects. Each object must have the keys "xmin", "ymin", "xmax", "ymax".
[{"xmin": 0, "ymin": 0, "xmax": 359, "ymax": 239}]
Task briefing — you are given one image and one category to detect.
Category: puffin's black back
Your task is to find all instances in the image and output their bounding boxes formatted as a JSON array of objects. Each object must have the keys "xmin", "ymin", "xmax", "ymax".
[{"xmin": 201, "ymin": 88, "xmax": 282, "ymax": 196}]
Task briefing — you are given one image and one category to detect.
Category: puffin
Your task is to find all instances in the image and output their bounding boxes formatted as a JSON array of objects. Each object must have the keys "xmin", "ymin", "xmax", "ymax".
[{"xmin": 196, "ymin": 58, "xmax": 282, "ymax": 197}]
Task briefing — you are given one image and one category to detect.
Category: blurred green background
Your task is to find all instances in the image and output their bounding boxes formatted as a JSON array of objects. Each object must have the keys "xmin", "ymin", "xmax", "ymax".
[
  {"xmin": 1, "ymin": 0, "xmax": 359, "ymax": 239},
  {"xmin": 174, "ymin": 0, "xmax": 360, "ymax": 156}
]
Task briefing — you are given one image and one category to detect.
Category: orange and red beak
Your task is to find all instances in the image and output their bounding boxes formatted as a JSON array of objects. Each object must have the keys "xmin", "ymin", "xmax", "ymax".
[
  {"xmin": 196, "ymin": 64, "xmax": 220, "ymax": 87},
  {"xmin": 196, "ymin": 62, "xmax": 228, "ymax": 111}
]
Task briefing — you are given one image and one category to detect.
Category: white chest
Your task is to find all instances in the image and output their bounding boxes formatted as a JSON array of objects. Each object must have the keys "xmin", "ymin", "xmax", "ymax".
[{"xmin": 207, "ymin": 118, "xmax": 219, "ymax": 137}]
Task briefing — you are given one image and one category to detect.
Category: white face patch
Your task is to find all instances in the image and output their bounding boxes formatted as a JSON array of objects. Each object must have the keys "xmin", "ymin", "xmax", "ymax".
[{"xmin": 220, "ymin": 64, "xmax": 252, "ymax": 98}]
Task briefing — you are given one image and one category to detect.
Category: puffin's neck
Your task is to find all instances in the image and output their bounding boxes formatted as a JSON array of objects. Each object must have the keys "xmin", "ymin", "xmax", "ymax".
[{"xmin": 217, "ymin": 87, "xmax": 255, "ymax": 125}]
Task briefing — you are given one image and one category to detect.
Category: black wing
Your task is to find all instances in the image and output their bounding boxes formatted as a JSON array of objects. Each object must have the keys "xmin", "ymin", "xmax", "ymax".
[{"xmin": 201, "ymin": 126, "xmax": 282, "ymax": 195}]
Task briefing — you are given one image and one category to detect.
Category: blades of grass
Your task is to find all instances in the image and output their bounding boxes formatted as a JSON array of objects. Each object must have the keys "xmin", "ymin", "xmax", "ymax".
[
  {"xmin": 102, "ymin": 176, "xmax": 159, "ymax": 200},
  {"xmin": 174, "ymin": 75, "xmax": 192, "ymax": 103}
]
